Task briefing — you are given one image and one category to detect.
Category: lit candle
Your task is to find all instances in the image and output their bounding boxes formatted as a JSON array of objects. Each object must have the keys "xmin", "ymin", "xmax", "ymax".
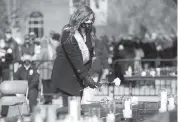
[{"xmin": 106, "ymin": 113, "xmax": 115, "ymax": 122}]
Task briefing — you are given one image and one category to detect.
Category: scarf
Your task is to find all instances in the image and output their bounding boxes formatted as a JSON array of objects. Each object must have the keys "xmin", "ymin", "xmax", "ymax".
[{"xmin": 74, "ymin": 31, "xmax": 90, "ymax": 64}]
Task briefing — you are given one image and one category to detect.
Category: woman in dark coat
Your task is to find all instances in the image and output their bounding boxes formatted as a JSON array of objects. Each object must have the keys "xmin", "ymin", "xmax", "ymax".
[{"xmin": 51, "ymin": 6, "xmax": 100, "ymax": 106}]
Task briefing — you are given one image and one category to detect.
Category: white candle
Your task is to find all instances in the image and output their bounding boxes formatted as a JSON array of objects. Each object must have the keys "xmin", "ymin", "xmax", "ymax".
[
  {"xmin": 123, "ymin": 109, "xmax": 132, "ymax": 118},
  {"xmin": 34, "ymin": 113, "xmax": 43, "ymax": 122},
  {"xmin": 69, "ymin": 97, "xmax": 81, "ymax": 121},
  {"xmin": 168, "ymin": 97, "xmax": 175, "ymax": 111},
  {"xmin": 106, "ymin": 113, "xmax": 115, "ymax": 122},
  {"xmin": 124, "ymin": 100, "xmax": 131, "ymax": 110},
  {"xmin": 92, "ymin": 115, "xmax": 99, "ymax": 122},
  {"xmin": 47, "ymin": 107, "xmax": 56, "ymax": 122},
  {"xmin": 160, "ymin": 90, "xmax": 167, "ymax": 102}
]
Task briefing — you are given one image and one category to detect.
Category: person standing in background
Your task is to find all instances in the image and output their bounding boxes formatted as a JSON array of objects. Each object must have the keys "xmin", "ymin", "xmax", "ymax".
[
  {"xmin": 14, "ymin": 54, "xmax": 39, "ymax": 113},
  {"xmin": 90, "ymin": 29, "xmax": 109, "ymax": 83},
  {"xmin": 36, "ymin": 37, "xmax": 58, "ymax": 104},
  {"xmin": 21, "ymin": 35, "xmax": 35, "ymax": 56}
]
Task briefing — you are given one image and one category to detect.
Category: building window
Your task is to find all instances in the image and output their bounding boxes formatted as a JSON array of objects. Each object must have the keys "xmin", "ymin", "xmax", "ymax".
[{"xmin": 28, "ymin": 11, "xmax": 44, "ymax": 38}]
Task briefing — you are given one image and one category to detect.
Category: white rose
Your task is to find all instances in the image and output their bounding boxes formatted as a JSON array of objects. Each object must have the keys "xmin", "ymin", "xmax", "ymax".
[
  {"xmin": 113, "ymin": 77, "xmax": 121, "ymax": 86},
  {"xmin": 131, "ymin": 96, "xmax": 138, "ymax": 105},
  {"xmin": 118, "ymin": 44, "xmax": 124, "ymax": 50},
  {"xmin": 29, "ymin": 69, "xmax": 33, "ymax": 75},
  {"xmin": 156, "ymin": 45, "xmax": 162, "ymax": 51},
  {"xmin": 7, "ymin": 48, "xmax": 12, "ymax": 53},
  {"xmin": 109, "ymin": 46, "xmax": 114, "ymax": 51},
  {"xmin": 141, "ymin": 71, "xmax": 146, "ymax": 76},
  {"xmin": 150, "ymin": 70, "xmax": 156, "ymax": 77}
]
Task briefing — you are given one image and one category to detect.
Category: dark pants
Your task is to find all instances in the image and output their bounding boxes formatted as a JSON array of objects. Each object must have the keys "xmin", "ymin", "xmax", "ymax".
[
  {"xmin": 55, "ymin": 89, "xmax": 83, "ymax": 107},
  {"xmin": 1, "ymin": 68, "xmax": 11, "ymax": 117},
  {"xmin": 42, "ymin": 79, "xmax": 52, "ymax": 104},
  {"xmin": 1, "ymin": 106, "xmax": 9, "ymax": 117},
  {"xmin": 28, "ymin": 88, "xmax": 38, "ymax": 113}
]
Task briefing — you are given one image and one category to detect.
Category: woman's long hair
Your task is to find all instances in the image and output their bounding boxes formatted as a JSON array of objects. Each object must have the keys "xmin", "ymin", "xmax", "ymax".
[{"xmin": 62, "ymin": 5, "xmax": 96, "ymax": 43}]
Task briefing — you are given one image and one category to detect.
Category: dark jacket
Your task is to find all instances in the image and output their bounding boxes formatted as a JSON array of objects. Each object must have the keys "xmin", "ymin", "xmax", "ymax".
[
  {"xmin": 51, "ymin": 30, "xmax": 94, "ymax": 96},
  {"xmin": 5, "ymin": 38, "xmax": 21, "ymax": 61},
  {"xmin": 14, "ymin": 65, "xmax": 39, "ymax": 88},
  {"xmin": 90, "ymin": 38, "xmax": 109, "ymax": 74},
  {"xmin": 21, "ymin": 43, "xmax": 35, "ymax": 56}
]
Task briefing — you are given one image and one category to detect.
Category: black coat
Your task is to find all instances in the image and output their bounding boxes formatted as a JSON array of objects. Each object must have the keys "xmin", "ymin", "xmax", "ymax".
[
  {"xmin": 14, "ymin": 65, "xmax": 39, "ymax": 88},
  {"xmin": 51, "ymin": 30, "xmax": 94, "ymax": 96}
]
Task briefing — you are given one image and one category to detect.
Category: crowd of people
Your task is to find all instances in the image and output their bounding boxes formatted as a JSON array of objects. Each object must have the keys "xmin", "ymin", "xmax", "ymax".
[{"xmin": 0, "ymin": 29, "xmax": 60, "ymax": 117}]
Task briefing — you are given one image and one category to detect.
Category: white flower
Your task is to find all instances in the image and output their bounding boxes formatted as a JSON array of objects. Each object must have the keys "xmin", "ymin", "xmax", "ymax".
[
  {"xmin": 113, "ymin": 77, "xmax": 121, "ymax": 86},
  {"xmin": 1, "ymin": 58, "xmax": 5, "ymax": 62},
  {"xmin": 108, "ymin": 57, "xmax": 112, "ymax": 64},
  {"xmin": 118, "ymin": 45, "xmax": 124, "ymax": 50},
  {"xmin": 156, "ymin": 45, "xmax": 162, "ymax": 51},
  {"xmin": 7, "ymin": 48, "xmax": 12, "ymax": 53},
  {"xmin": 131, "ymin": 96, "xmax": 138, "ymax": 105},
  {"xmin": 109, "ymin": 46, "xmax": 114, "ymax": 51},
  {"xmin": 141, "ymin": 71, "xmax": 146, "ymax": 76},
  {"xmin": 37, "ymin": 69, "xmax": 40, "ymax": 74},
  {"xmin": 150, "ymin": 70, "xmax": 156, "ymax": 77},
  {"xmin": 29, "ymin": 69, "xmax": 33, "ymax": 75}
]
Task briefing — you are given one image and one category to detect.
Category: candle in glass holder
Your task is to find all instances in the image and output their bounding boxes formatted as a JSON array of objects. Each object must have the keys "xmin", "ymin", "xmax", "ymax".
[
  {"xmin": 106, "ymin": 112, "xmax": 115, "ymax": 122},
  {"xmin": 47, "ymin": 106, "xmax": 56, "ymax": 122},
  {"xmin": 124, "ymin": 99, "xmax": 131, "ymax": 110},
  {"xmin": 123, "ymin": 109, "xmax": 132, "ymax": 119},
  {"xmin": 34, "ymin": 113, "xmax": 43, "ymax": 122},
  {"xmin": 123, "ymin": 99, "xmax": 132, "ymax": 118},
  {"xmin": 159, "ymin": 90, "xmax": 168, "ymax": 112},
  {"xmin": 68, "ymin": 97, "xmax": 81, "ymax": 121},
  {"xmin": 160, "ymin": 89, "xmax": 167, "ymax": 102}
]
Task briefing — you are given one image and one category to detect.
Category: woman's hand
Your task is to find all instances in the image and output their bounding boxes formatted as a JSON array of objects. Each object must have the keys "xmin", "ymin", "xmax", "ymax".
[{"xmin": 83, "ymin": 76, "xmax": 101, "ymax": 88}]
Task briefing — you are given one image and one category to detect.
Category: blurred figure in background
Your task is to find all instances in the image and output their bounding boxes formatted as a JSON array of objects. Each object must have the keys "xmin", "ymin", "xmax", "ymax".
[
  {"xmin": 21, "ymin": 35, "xmax": 35, "ymax": 56},
  {"xmin": 1, "ymin": 29, "xmax": 21, "ymax": 118},
  {"xmin": 112, "ymin": 41, "xmax": 125, "ymax": 84},
  {"xmin": 140, "ymin": 33, "xmax": 157, "ymax": 68},
  {"xmin": 29, "ymin": 32, "xmax": 36, "ymax": 43},
  {"xmin": 0, "ymin": 39, "xmax": 6, "ymax": 82},
  {"xmin": 133, "ymin": 37, "xmax": 144, "ymax": 73},
  {"xmin": 90, "ymin": 29, "xmax": 109, "ymax": 82},
  {"xmin": 36, "ymin": 36, "xmax": 58, "ymax": 104},
  {"xmin": 14, "ymin": 54, "xmax": 39, "ymax": 113}
]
